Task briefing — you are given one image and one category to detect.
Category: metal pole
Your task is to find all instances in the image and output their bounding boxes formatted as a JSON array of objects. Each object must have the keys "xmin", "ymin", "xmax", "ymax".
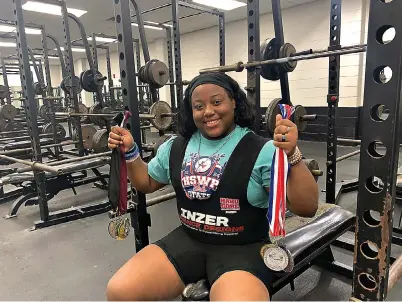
[
  {"xmin": 113, "ymin": 0, "xmax": 150, "ymax": 252},
  {"xmin": 92, "ymin": 33, "xmax": 98, "ymax": 71},
  {"xmin": 146, "ymin": 192, "xmax": 176, "ymax": 207},
  {"xmin": 166, "ymin": 27, "xmax": 176, "ymax": 112},
  {"xmin": 1, "ymin": 57, "xmax": 12, "ymax": 105},
  {"xmin": 199, "ymin": 46, "xmax": 366, "ymax": 73},
  {"xmin": 61, "ymin": 4, "xmax": 85, "ymax": 156},
  {"xmin": 41, "ymin": 26, "xmax": 60, "ymax": 159},
  {"xmin": 12, "ymin": 0, "xmax": 49, "ymax": 221},
  {"xmin": 271, "ymin": 0, "xmax": 291, "ymax": 105},
  {"xmin": 351, "ymin": 0, "xmax": 402, "ymax": 300},
  {"xmin": 218, "ymin": 14, "xmax": 225, "ymax": 66},
  {"xmin": 17, "ymin": 151, "xmax": 111, "ymax": 173},
  {"xmin": 326, "ymin": 0, "xmax": 342, "ymax": 205},
  {"xmin": 172, "ymin": 0, "xmax": 183, "ymax": 109},
  {"xmin": 0, "ymin": 154, "xmax": 60, "ymax": 173},
  {"xmin": 247, "ymin": 0, "xmax": 261, "ymax": 131},
  {"xmin": 105, "ymin": 47, "xmax": 115, "ymax": 109}
]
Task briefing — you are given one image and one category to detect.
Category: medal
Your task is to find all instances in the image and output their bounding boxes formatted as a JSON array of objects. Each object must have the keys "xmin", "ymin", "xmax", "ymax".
[
  {"xmin": 116, "ymin": 217, "xmax": 130, "ymax": 240},
  {"xmin": 260, "ymin": 244, "xmax": 290, "ymax": 272},
  {"xmin": 108, "ymin": 220, "xmax": 118, "ymax": 239},
  {"xmin": 262, "ymin": 104, "xmax": 295, "ymax": 273}
]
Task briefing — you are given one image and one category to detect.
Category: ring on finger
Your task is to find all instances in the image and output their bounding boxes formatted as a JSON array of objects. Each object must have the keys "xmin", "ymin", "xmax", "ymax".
[{"xmin": 282, "ymin": 134, "xmax": 286, "ymax": 142}]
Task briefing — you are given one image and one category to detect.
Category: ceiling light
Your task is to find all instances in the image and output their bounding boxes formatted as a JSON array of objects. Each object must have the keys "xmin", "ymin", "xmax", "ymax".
[
  {"xmin": 131, "ymin": 23, "xmax": 163, "ymax": 31},
  {"xmin": 0, "ymin": 41, "xmax": 16, "ymax": 47},
  {"xmin": 0, "ymin": 25, "xmax": 41, "ymax": 35},
  {"xmin": 22, "ymin": 1, "xmax": 87, "ymax": 18},
  {"xmin": 34, "ymin": 54, "xmax": 59, "ymax": 59},
  {"xmin": 192, "ymin": 0, "xmax": 246, "ymax": 11},
  {"xmin": 88, "ymin": 36, "xmax": 117, "ymax": 43},
  {"xmin": 145, "ymin": 21, "xmax": 173, "ymax": 28},
  {"xmin": 57, "ymin": 47, "xmax": 86, "ymax": 53}
]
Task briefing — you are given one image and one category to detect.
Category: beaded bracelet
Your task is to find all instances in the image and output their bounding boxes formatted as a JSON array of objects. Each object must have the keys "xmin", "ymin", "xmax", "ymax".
[
  {"xmin": 288, "ymin": 146, "xmax": 303, "ymax": 166},
  {"xmin": 124, "ymin": 143, "xmax": 140, "ymax": 163}
]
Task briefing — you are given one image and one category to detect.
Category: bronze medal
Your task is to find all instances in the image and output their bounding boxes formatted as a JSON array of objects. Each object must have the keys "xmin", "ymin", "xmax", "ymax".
[{"xmin": 260, "ymin": 243, "xmax": 291, "ymax": 272}]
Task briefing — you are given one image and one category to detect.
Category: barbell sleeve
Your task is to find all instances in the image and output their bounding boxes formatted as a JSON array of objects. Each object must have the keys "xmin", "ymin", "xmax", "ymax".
[
  {"xmin": 311, "ymin": 169, "xmax": 324, "ymax": 177},
  {"xmin": 299, "ymin": 114, "xmax": 317, "ymax": 122}
]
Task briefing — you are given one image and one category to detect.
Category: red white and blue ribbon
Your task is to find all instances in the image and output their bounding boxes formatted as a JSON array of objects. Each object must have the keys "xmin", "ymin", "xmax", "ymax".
[{"xmin": 267, "ymin": 104, "xmax": 294, "ymax": 237}]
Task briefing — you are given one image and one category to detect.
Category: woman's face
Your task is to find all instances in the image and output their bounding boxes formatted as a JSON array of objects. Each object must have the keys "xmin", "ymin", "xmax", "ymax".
[{"xmin": 191, "ymin": 84, "xmax": 236, "ymax": 138}]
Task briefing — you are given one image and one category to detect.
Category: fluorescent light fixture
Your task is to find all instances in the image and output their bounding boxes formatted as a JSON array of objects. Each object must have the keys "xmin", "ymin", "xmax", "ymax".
[
  {"xmin": 0, "ymin": 41, "xmax": 17, "ymax": 47},
  {"xmin": 57, "ymin": 47, "xmax": 86, "ymax": 53},
  {"xmin": 145, "ymin": 21, "xmax": 173, "ymax": 28},
  {"xmin": 0, "ymin": 25, "xmax": 41, "ymax": 35},
  {"xmin": 88, "ymin": 36, "xmax": 117, "ymax": 43},
  {"xmin": 22, "ymin": 1, "xmax": 87, "ymax": 18},
  {"xmin": 192, "ymin": 0, "xmax": 246, "ymax": 11},
  {"xmin": 34, "ymin": 54, "xmax": 59, "ymax": 59},
  {"xmin": 132, "ymin": 23, "xmax": 163, "ymax": 31}
]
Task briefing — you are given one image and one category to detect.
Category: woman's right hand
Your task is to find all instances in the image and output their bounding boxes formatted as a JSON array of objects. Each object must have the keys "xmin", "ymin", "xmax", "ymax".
[{"xmin": 108, "ymin": 126, "xmax": 134, "ymax": 152}]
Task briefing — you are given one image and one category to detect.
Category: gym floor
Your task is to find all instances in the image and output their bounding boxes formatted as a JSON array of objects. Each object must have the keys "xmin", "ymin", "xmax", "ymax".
[{"xmin": 0, "ymin": 133, "xmax": 401, "ymax": 301}]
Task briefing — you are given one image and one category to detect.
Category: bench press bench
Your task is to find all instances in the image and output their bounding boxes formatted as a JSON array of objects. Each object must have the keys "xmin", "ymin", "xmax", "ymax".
[{"xmin": 181, "ymin": 203, "xmax": 355, "ymax": 300}]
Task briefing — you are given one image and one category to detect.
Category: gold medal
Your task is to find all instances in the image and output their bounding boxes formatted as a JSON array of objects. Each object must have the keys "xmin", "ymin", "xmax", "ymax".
[
  {"xmin": 108, "ymin": 220, "xmax": 117, "ymax": 239},
  {"xmin": 115, "ymin": 217, "xmax": 130, "ymax": 240},
  {"xmin": 260, "ymin": 243, "xmax": 291, "ymax": 272}
]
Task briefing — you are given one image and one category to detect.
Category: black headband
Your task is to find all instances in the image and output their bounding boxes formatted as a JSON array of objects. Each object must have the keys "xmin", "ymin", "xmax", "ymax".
[{"xmin": 188, "ymin": 73, "xmax": 234, "ymax": 98}]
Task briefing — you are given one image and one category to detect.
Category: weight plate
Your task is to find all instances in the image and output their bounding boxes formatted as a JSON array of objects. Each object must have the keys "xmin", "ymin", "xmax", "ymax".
[
  {"xmin": 38, "ymin": 104, "xmax": 52, "ymax": 122},
  {"xmin": 138, "ymin": 65, "xmax": 147, "ymax": 83},
  {"xmin": 260, "ymin": 38, "xmax": 280, "ymax": 81},
  {"xmin": 89, "ymin": 103, "xmax": 103, "ymax": 126},
  {"xmin": 74, "ymin": 124, "xmax": 98, "ymax": 150},
  {"xmin": 68, "ymin": 104, "xmax": 88, "ymax": 123},
  {"xmin": 149, "ymin": 101, "xmax": 173, "ymax": 131},
  {"xmin": 0, "ymin": 85, "xmax": 10, "ymax": 99},
  {"xmin": 0, "ymin": 118, "xmax": 6, "ymax": 131},
  {"xmin": 4, "ymin": 121, "xmax": 24, "ymax": 132},
  {"xmin": 33, "ymin": 82, "xmax": 42, "ymax": 95},
  {"xmin": 148, "ymin": 60, "xmax": 169, "ymax": 88},
  {"xmin": 80, "ymin": 70, "xmax": 102, "ymax": 93},
  {"xmin": 101, "ymin": 106, "xmax": 113, "ymax": 121},
  {"xmin": 42, "ymin": 122, "xmax": 66, "ymax": 140},
  {"xmin": 293, "ymin": 105, "xmax": 307, "ymax": 132},
  {"xmin": 303, "ymin": 159, "xmax": 320, "ymax": 182},
  {"xmin": 265, "ymin": 98, "xmax": 282, "ymax": 137},
  {"xmin": 152, "ymin": 134, "xmax": 173, "ymax": 157},
  {"xmin": 61, "ymin": 76, "xmax": 82, "ymax": 95},
  {"xmin": 0, "ymin": 104, "xmax": 18, "ymax": 120},
  {"xmin": 279, "ymin": 43, "xmax": 297, "ymax": 72},
  {"xmin": 92, "ymin": 129, "xmax": 109, "ymax": 153}
]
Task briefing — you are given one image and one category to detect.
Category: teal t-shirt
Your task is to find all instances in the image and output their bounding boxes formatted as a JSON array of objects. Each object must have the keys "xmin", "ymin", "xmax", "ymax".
[{"xmin": 148, "ymin": 126, "xmax": 275, "ymax": 208}]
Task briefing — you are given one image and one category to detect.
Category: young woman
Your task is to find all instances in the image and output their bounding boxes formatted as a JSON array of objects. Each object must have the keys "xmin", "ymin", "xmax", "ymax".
[{"xmin": 106, "ymin": 73, "xmax": 318, "ymax": 301}]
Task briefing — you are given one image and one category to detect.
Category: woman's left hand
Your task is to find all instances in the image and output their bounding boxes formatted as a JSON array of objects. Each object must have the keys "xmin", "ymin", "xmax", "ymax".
[{"xmin": 273, "ymin": 114, "xmax": 298, "ymax": 156}]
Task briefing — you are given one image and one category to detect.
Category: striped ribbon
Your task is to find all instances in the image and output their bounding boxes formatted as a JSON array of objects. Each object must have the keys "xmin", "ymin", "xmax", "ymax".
[{"xmin": 267, "ymin": 104, "xmax": 294, "ymax": 237}]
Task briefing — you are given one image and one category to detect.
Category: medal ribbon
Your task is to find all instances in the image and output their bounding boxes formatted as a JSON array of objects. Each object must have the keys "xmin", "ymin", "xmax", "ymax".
[
  {"xmin": 118, "ymin": 110, "xmax": 132, "ymax": 215},
  {"xmin": 267, "ymin": 104, "xmax": 294, "ymax": 237}
]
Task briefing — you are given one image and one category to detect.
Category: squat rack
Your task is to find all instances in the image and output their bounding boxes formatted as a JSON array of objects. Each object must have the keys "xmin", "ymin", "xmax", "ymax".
[{"xmin": 10, "ymin": 0, "xmax": 113, "ymax": 229}]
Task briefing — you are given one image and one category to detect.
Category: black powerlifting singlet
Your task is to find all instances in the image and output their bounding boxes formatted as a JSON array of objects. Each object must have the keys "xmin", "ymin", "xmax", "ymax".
[{"xmin": 169, "ymin": 132, "xmax": 269, "ymax": 245}]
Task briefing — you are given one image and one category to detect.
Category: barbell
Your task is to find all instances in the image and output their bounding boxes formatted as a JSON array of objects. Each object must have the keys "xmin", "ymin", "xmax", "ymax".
[
  {"xmin": 56, "ymin": 101, "xmax": 175, "ymax": 131},
  {"xmin": 199, "ymin": 43, "xmax": 367, "ymax": 76}
]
